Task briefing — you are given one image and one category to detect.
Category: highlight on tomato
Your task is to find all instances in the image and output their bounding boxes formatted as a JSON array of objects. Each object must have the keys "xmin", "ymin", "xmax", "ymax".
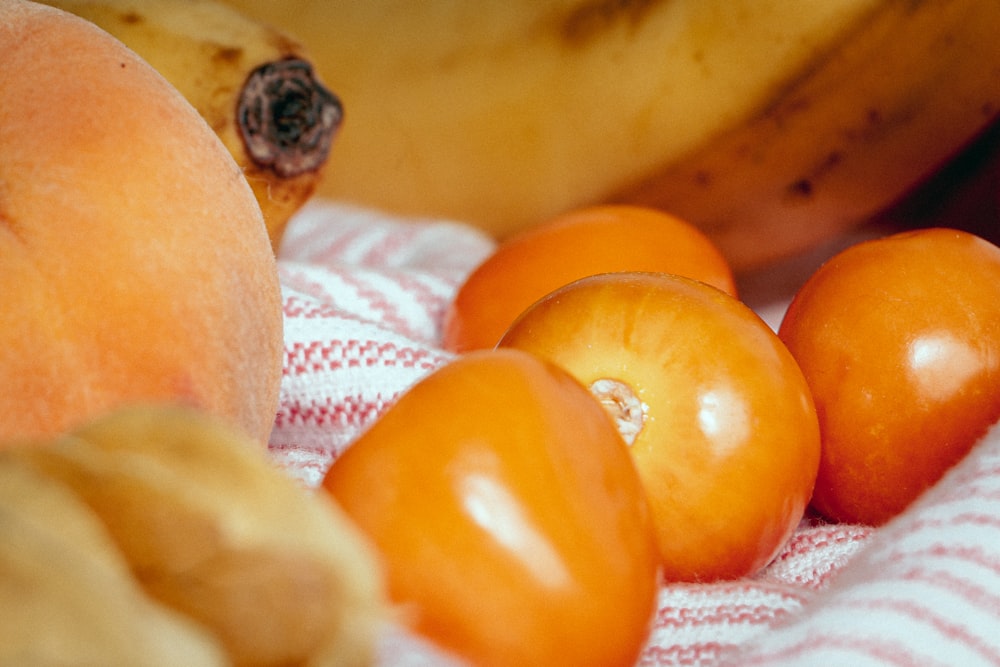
[
  {"xmin": 442, "ymin": 204, "xmax": 737, "ymax": 352},
  {"xmin": 778, "ymin": 227, "xmax": 1000, "ymax": 526},
  {"xmin": 322, "ymin": 348, "xmax": 660, "ymax": 667},
  {"xmin": 498, "ymin": 271, "xmax": 820, "ymax": 582}
]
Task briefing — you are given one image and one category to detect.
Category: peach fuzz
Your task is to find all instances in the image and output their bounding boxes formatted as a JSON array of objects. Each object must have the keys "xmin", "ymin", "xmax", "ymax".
[{"xmin": 0, "ymin": 1, "xmax": 283, "ymax": 445}]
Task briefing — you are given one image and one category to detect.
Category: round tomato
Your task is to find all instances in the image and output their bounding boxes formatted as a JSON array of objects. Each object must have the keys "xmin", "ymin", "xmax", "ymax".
[
  {"xmin": 778, "ymin": 227, "xmax": 1000, "ymax": 525},
  {"xmin": 322, "ymin": 348, "xmax": 659, "ymax": 667},
  {"xmin": 442, "ymin": 204, "xmax": 737, "ymax": 352},
  {"xmin": 498, "ymin": 272, "xmax": 820, "ymax": 582}
]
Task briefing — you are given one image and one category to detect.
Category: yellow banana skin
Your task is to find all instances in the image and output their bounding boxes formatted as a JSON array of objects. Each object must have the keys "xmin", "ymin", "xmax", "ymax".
[
  {"xmin": 41, "ymin": 0, "xmax": 343, "ymax": 254},
  {"xmin": 612, "ymin": 0, "xmax": 1000, "ymax": 269},
  {"xmin": 223, "ymin": 0, "xmax": 999, "ymax": 270}
]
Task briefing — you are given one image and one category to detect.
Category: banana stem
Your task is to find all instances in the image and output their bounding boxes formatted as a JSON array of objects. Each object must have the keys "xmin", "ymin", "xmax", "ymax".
[{"xmin": 238, "ymin": 58, "xmax": 342, "ymax": 178}]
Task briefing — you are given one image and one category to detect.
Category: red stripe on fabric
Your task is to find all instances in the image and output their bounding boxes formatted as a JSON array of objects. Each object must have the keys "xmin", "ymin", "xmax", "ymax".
[
  {"xmin": 895, "ymin": 509, "xmax": 1000, "ymax": 534},
  {"xmin": 654, "ymin": 600, "xmax": 802, "ymax": 630},
  {"xmin": 845, "ymin": 597, "xmax": 1000, "ymax": 664},
  {"xmin": 903, "ymin": 543, "xmax": 1000, "ymax": 577},
  {"xmin": 275, "ymin": 393, "xmax": 395, "ymax": 431},
  {"xmin": 282, "ymin": 289, "xmax": 345, "ymax": 319},
  {"xmin": 737, "ymin": 634, "xmax": 940, "ymax": 667},
  {"xmin": 360, "ymin": 223, "xmax": 422, "ymax": 267},
  {"xmin": 283, "ymin": 340, "xmax": 447, "ymax": 377},
  {"xmin": 283, "ymin": 293, "xmax": 430, "ymax": 344},
  {"xmin": 638, "ymin": 641, "xmax": 729, "ymax": 667},
  {"xmin": 384, "ymin": 269, "xmax": 453, "ymax": 332},
  {"xmin": 894, "ymin": 564, "xmax": 1000, "ymax": 617},
  {"xmin": 335, "ymin": 269, "xmax": 425, "ymax": 341},
  {"xmin": 775, "ymin": 524, "xmax": 874, "ymax": 559},
  {"xmin": 765, "ymin": 524, "xmax": 874, "ymax": 588},
  {"xmin": 301, "ymin": 221, "xmax": 376, "ymax": 266}
]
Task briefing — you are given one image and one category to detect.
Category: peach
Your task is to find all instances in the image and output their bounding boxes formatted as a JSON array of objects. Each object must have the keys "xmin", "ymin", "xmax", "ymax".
[{"xmin": 0, "ymin": 1, "xmax": 283, "ymax": 445}]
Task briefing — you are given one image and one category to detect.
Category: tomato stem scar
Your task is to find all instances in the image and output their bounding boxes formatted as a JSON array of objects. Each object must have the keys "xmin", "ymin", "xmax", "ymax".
[{"xmin": 589, "ymin": 378, "xmax": 647, "ymax": 446}]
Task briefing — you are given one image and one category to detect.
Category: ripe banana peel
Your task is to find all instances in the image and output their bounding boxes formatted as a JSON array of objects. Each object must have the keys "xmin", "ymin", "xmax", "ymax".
[
  {"xmin": 41, "ymin": 0, "xmax": 343, "ymax": 254},
  {"xmin": 222, "ymin": 0, "xmax": 1000, "ymax": 270}
]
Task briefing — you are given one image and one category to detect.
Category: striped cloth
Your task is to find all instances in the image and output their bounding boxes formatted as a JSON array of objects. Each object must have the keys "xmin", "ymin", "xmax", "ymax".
[{"xmin": 269, "ymin": 200, "xmax": 1000, "ymax": 666}]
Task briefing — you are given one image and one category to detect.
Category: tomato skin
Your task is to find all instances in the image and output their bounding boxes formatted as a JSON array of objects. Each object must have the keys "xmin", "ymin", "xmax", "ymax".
[
  {"xmin": 322, "ymin": 348, "xmax": 659, "ymax": 667},
  {"xmin": 442, "ymin": 204, "xmax": 737, "ymax": 352},
  {"xmin": 499, "ymin": 272, "xmax": 820, "ymax": 582},
  {"xmin": 778, "ymin": 228, "xmax": 1000, "ymax": 525}
]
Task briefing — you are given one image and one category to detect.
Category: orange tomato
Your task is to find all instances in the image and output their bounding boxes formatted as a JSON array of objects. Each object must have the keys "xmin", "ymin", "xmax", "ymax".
[
  {"xmin": 442, "ymin": 204, "xmax": 737, "ymax": 352},
  {"xmin": 499, "ymin": 272, "xmax": 820, "ymax": 582},
  {"xmin": 778, "ymin": 227, "xmax": 1000, "ymax": 525},
  {"xmin": 322, "ymin": 348, "xmax": 659, "ymax": 667}
]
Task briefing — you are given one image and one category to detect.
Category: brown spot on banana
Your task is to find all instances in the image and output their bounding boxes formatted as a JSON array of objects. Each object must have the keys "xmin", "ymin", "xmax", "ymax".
[
  {"xmin": 560, "ymin": 0, "xmax": 665, "ymax": 46},
  {"xmin": 212, "ymin": 46, "xmax": 244, "ymax": 66},
  {"xmin": 785, "ymin": 152, "xmax": 843, "ymax": 201}
]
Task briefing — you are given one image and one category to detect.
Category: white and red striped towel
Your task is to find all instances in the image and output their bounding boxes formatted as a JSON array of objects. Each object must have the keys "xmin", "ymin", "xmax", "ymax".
[{"xmin": 269, "ymin": 200, "xmax": 1000, "ymax": 666}]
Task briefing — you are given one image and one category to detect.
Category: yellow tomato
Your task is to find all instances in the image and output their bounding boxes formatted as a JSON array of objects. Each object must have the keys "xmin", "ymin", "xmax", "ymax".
[
  {"xmin": 779, "ymin": 227, "xmax": 1000, "ymax": 525},
  {"xmin": 500, "ymin": 272, "xmax": 820, "ymax": 582},
  {"xmin": 323, "ymin": 348, "xmax": 660, "ymax": 667},
  {"xmin": 443, "ymin": 204, "xmax": 736, "ymax": 352}
]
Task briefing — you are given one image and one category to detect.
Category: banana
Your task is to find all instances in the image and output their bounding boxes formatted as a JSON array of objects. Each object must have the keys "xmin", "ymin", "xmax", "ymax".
[
  {"xmin": 40, "ymin": 0, "xmax": 343, "ymax": 254},
  {"xmin": 220, "ymin": 0, "xmax": 1000, "ymax": 270}
]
